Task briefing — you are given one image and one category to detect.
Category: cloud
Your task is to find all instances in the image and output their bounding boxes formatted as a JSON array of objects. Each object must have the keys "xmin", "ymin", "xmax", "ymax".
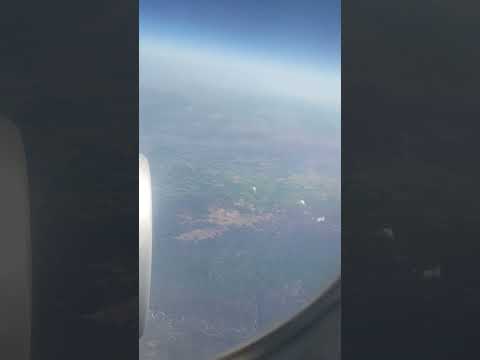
[{"xmin": 140, "ymin": 37, "xmax": 340, "ymax": 109}]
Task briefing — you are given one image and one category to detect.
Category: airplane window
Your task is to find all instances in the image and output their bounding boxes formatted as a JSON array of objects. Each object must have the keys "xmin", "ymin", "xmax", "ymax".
[{"xmin": 140, "ymin": 1, "xmax": 340, "ymax": 359}]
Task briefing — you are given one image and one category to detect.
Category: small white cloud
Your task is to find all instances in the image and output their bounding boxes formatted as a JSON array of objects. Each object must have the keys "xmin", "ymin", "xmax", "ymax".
[
  {"xmin": 298, "ymin": 200, "xmax": 306, "ymax": 206},
  {"xmin": 252, "ymin": 186, "xmax": 257, "ymax": 193},
  {"xmin": 316, "ymin": 216, "xmax": 326, "ymax": 223}
]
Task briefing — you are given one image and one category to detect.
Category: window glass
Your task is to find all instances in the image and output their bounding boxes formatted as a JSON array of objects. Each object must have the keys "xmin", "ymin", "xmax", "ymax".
[{"xmin": 140, "ymin": 1, "xmax": 340, "ymax": 359}]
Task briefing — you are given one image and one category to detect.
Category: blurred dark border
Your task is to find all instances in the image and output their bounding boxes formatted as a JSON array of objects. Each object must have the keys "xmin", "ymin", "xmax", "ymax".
[
  {"xmin": 4, "ymin": 0, "xmax": 480, "ymax": 358},
  {"xmin": 343, "ymin": 0, "xmax": 480, "ymax": 359},
  {"xmin": 1, "ymin": 1, "xmax": 138, "ymax": 359}
]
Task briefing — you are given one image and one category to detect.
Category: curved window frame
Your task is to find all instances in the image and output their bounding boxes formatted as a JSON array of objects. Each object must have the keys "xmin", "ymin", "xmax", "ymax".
[{"xmin": 216, "ymin": 278, "xmax": 340, "ymax": 360}]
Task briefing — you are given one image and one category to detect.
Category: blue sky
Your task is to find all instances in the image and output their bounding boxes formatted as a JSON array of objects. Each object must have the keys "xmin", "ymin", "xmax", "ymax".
[{"xmin": 140, "ymin": 0, "xmax": 340, "ymax": 70}]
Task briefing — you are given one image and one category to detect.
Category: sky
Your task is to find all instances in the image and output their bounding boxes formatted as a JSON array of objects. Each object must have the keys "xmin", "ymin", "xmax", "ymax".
[{"xmin": 140, "ymin": 0, "xmax": 340, "ymax": 71}]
